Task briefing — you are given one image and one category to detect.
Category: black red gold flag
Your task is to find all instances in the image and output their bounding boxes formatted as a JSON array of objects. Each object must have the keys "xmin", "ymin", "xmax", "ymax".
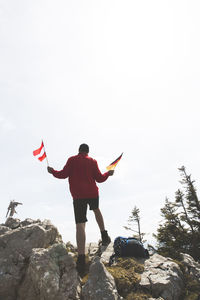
[{"xmin": 106, "ymin": 153, "xmax": 123, "ymax": 171}]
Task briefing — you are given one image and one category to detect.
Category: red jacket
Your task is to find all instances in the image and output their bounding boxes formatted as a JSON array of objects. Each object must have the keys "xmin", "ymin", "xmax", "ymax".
[{"xmin": 52, "ymin": 153, "xmax": 110, "ymax": 199}]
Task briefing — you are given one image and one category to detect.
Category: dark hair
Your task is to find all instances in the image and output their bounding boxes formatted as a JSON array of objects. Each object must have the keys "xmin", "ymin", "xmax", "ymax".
[{"xmin": 79, "ymin": 143, "xmax": 89, "ymax": 153}]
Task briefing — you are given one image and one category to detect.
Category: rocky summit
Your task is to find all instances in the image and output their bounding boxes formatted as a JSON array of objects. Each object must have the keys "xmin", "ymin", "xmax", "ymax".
[{"xmin": 0, "ymin": 218, "xmax": 200, "ymax": 300}]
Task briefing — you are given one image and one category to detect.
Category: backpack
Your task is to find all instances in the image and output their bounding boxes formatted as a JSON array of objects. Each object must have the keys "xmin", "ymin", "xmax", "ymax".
[{"xmin": 109, "ymin": 236, "xmax": 149, "ymax": 265}]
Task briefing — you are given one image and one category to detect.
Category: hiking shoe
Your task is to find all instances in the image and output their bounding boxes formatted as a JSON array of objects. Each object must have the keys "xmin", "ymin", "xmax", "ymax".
[
  {"xmin": 76, "ymin": 255, "xmax": 86, "ymax": 276},
  {"xmin": 101, "ymin": 230, "xmax": 111, "ymax": 246}
]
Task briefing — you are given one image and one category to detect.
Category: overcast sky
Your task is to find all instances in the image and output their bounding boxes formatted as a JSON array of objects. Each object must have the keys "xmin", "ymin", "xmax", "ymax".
[{"xmin": 1, "ymin": 0, "xmax": 200, "ymax": 245}]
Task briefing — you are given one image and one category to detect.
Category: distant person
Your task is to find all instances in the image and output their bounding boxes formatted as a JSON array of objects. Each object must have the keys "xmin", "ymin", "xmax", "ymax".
[{"xmin": 47, "ymin": 143, "xmax": 114, "ymax": 274}]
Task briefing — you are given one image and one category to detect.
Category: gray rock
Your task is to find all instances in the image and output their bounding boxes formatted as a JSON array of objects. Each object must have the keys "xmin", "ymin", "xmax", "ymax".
[
  {"xmin": 181, "ymin": 253, "xmax": 200, "ymax": 282},
  {"xmin": 86, "ymin": 242, "xmax": 114, "ymax": 264},
  {"xmin": 100, "ymin": 242, "xmax": 114, "ymax": 264},
  {"xmin": 5, "ymin": 217, "xmax": 21, "ymax": 229},
  {"xmin": 20, "ymin": 218, "xmax": 41, "ymax": 227},
  {"xmin": 66, "ymin": 241, "xmax": 76, "ymax": 253},
  {"xmin": 148, "ymin": 297, "xmax": 164, "ymax": 300},
  {"xmin": 0, "ymin": 225, "xmax": 11, "ymax": 235},
  {"xmin": 86, "ymin": 242, "xmax": 100, "ymax": 259},
  {"xmin": 18, "ymin": 243, "xmax": 81, "ymax": 300},
  {"xmin": 140, "ymin": 254, "xmax": 184, "ymax": 300},
  {"xmin": 148, "ymin": 298, "xmax": 164, "ymax": 300},
  {"xmin": 0, "ymin": 219, "xmax": 61, "ymax": 300},
  {"xmin": 82, "ymin": 256, "xmax": 121, "ymax": 300}
]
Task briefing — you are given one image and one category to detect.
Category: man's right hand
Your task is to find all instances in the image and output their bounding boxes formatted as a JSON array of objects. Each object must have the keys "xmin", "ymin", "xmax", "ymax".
[
  {"xmin": 108, "ymin": 170, "xmax": 114, "ymax": 176},
  {"xmin": 47, "ymin": 166, "xmax": 54, "ymax": 174}
]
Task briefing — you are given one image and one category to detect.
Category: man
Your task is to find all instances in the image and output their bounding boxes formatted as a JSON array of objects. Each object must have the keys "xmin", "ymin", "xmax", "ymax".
[{"xmin": 47, "ymin": 143, "xmax": 114, "ymax": 273}]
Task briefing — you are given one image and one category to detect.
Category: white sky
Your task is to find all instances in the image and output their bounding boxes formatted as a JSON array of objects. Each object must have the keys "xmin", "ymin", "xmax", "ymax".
[{"xmin": 1, "ymin": 0, "xmax": 200, "ymax": 246}]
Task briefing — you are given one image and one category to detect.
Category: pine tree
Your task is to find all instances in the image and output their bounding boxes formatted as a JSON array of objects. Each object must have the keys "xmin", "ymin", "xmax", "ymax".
[
  {"xmin": 124, "ymin": 206, "xmax": 145, "ymax": 242},
  {"xmin": 175, "ymin": 189, "xmax": 194, "ymax": 233},
  {"xmin": 155, "ymin": 198, "xmax": 188, "ymax": 259},
  {"xmin": 178, "ymin": 166, "xmax": 200, "ymax": 259},
  {"xmin": 178, "ymin": 166, "xmax": 200, "ymax": 229},
  {"xmin": 155, "ymin": 167, "xmax": 200, "ymax": 260}
]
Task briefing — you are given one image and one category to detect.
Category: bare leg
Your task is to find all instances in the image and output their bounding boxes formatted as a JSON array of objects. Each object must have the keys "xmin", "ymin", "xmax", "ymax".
[
  {"xmin": 76, "ymin": 223, "xmax": 86, "ymax": 255},
  {"xmin": 93, "ymin": 208, "xmax": 105, "ymax": 231}
]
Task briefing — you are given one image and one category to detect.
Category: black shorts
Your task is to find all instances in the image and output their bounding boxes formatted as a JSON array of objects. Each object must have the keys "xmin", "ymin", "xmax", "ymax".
[{"xmin": 73, "ymin": 198, "xmax": 99, "ymax": 224}]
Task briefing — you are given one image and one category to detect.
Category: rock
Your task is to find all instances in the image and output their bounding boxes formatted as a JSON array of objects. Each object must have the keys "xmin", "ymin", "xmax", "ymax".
[
  {"xmin": 0, "ymin": 219, "xmax": 61, "ymax": 300},
  {"xmin": 181, "ymin": 253, "xmax": 200, "ymax": 282},
  {"xmin": 140, "ymin": 254, "xmax": 184, "ymax": 300},
  {"xmin": 18, "ymin": 243, "xmax": 81, "ymax": 300},
  {"xmin": 0, "ymin": 225, "xmax": 11, "ymax": 235},
  {"xmin": 5, "ymin": 217, "xmax": 21, "ymax": 229},
  {"xmin": 82, "ymin": 256, "xmax": 122, "ymax": 300},
  {"xmin": 2, "ymin": 217, "xmax": 200, "ymax": 300},
  {"xmin": 66, "ymin": 241, "xmax": 76, "ymax": 253},
  {"xmin": 100, "ymin": 242, "xmax": 114, "ymax": 264},
  {"xmin": 86, "ymin": 242, "xmax": 114, "ymax": 264},
  {"xmin": 86, "ymin": 242, "xmax": 100, "ymax": 259},
  {"xmin": 148, "ymin": 298, "xmax": 164, "ymax": 300},
  {"xmin": 20, "ymin": 218, "xmax": 41, "ymax": 227}
]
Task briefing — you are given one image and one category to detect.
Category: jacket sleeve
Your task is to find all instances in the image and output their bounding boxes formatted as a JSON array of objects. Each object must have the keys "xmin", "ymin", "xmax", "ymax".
[
  {"xmin": 51, "ymin": 158, "xmax": 71, "ymax": 179},
  {"xmin": 94, "ymin": 160, "xmax": 109, "ymax": 183}
]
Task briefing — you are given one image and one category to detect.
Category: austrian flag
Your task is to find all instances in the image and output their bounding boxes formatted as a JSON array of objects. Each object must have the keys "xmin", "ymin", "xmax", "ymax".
[{"xmin": 33, "ymin": 141, "xmax": 47, "ymax": 162}]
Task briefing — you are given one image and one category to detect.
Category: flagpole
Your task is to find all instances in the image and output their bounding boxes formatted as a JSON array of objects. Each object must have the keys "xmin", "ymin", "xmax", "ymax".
[{"xmin": 42, "ymin": 139, "xmax": 49, "ymax": 166}]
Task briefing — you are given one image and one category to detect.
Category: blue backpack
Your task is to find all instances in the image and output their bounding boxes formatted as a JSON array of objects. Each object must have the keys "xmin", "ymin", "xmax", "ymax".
[{"xmin": 109, "ymin": 236, "xmax": 149, "ymax": 265}]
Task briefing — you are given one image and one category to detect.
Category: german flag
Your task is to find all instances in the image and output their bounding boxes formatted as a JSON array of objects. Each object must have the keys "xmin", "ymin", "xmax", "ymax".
[{"xmin": 106, "ymin": 153, "xmax": 123, "ymax": 171}]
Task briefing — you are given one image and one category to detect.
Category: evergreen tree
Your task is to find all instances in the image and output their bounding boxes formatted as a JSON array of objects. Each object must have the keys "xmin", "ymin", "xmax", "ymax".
[
  {"xmin": 178, "ymin": 166, "xmax": 200, "ymax": 259},
  {"xmin": 178, "ymin": 166, "xmax": 200, "ymax": 229},
  {"xmin": 124, "ymin": 206, "xmax": 145, "ymax": 242},
  {"xmin": 155, "ymin": 166, "xmax": 200, "ymax": 260},
  {"xmin": 155, "ymin": 198, "xmax": 188, "ymax": 259},
  {"xmin": 175, "ymin": 189, "xmax": 194, "ymax": 233}
]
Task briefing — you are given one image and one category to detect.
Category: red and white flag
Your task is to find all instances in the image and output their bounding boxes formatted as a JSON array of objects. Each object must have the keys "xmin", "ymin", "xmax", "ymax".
[{"xmin": 33, "ymin": 141, "xmax": 47, "ymax": 162}]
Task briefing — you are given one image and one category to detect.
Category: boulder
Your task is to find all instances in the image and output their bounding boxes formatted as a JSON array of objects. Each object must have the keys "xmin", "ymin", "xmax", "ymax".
[
  {"xmin": 86, "ymin": 242, "xmax": 100, "ymax": 259},
  {"xmin": 82, "ymin": 256, "xmax": 122, "ymax": 300},
  {"xmin": 5, "ymin": 217, "xmax": 21, "ymax": 229},
  {"xmin": 140, "ymin": 254, "xmax": 184, "ymax": 300},
  {"xmin": 0, "ymin": 224, "xmax": 11, "ymax": 235},
  {"xmin": 0, "ymin": 218, "xmax": 61, "ymax": 300},
  {"xmin": 18, "ymin": 243, "xmax": 81, "ymax": 300},
  {"xmin": 86, "ymin": 241, "xmax": 114, "ymax": 264},
  {"xmin": 2, "ymin": 217, "xmax": 200, "ymax": 300},
  {"xmin": 20, "ymin": 218, "xmax": 41, "ymax": 227},
  {"xmin": 100, "ymin": 242, "xmax": 114, "ymax": 264},
  {"xmin": 181, "ymin": 253, "xmax": 200, "ymax": 282}
]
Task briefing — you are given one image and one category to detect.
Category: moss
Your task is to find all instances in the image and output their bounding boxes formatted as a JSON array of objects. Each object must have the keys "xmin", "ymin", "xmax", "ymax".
[
  {"xmin": 106, "ymin": 257, "xmax": 148, "ymax": 299},
  {"xmin": 115, "ymin": 257, "xmax": 144, "ymax": 273},
  {"xmin": 107, "ymin": 266, "xmax": 140, "ymax": 296},
  {"xmin": 126, "ymin": 292, "xmax": 151, "ymax": 300}
]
